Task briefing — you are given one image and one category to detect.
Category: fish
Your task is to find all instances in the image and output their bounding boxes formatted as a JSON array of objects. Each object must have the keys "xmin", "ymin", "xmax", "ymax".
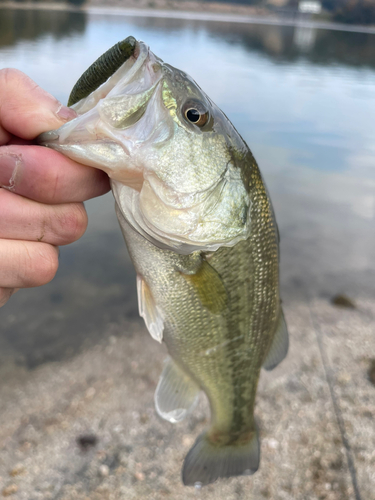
[{"xmin": 38, "ymin": 36, "xmax": 288, "ymax": 486}]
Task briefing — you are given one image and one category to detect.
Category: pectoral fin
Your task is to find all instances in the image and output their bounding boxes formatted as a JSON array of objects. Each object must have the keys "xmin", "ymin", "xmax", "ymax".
[
  {"xmin": 262, "ymin": 309, "xmax": 289, "ymax": 371},
  {"xmin": 181, "ymin": 260, "xmax": 227, "ymax": 314},
  {"xmin": 137, "ymin": 275, "xmax": 164, "ymax": 343},
  {"xmin": 155, "ymin": 357, "xmax": 200, "ymax": 423}
]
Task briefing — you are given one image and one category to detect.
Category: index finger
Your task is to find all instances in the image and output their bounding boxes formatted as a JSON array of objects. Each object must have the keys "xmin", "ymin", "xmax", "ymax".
[
  {"xmin": 0, "ymin": 68, "xmax": 76, "ymax": 143},
  {"xmin": 0, "ymin": 69, "xmax": 110, "ymax": 202}
]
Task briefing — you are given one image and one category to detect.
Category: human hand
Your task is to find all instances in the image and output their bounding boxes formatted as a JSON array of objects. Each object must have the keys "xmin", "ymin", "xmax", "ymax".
[{"xmin": 0, "ymin": 69, "xmax": 110, "ymax": 307}]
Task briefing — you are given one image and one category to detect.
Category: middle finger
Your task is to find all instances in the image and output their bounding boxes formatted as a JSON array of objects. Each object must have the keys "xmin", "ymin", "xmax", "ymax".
[
  {"xmin": 0, "ymin": 188, "xmax": 88, "ymax": 246},
  {"xmin": 0, "ymin": 144, "xmax": 110, "ymax": 204}
]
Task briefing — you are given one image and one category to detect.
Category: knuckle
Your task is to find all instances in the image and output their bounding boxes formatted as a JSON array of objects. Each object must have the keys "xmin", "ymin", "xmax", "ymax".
[
  {"xmin": 0, "ymin": 68, "xmax": 22, "ymax": 86},
  {"xmin": 0, "ymin": 69, "xmax": 31, "ymax": 99},
  {"xmin": 56, "ymin": 203, "xmax": 88, "ymax": 243},
  {"xmin": 22, "ymin": 243, "xmax": 59, "ymax": 287},
  {"xmin": 35, "ymin": 245, "xmax": 59, "ymax": 285}
]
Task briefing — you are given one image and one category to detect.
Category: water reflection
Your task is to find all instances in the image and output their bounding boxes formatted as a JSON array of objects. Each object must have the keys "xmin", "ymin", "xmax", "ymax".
[
  {"xmin": 1, "ymin": 9, "xmax": 375, "ymax": 68},
  {"xmin": 206, "ymin": 21, "xmax": 375, "ymax": 68},
  {"xmin": 0, "ymin": 9, "xmax": 86, "ymax": 49},
  {"xmin": 126, "ymin": 14, "xmax": 375, "ymax": 69},
  {"xmin": 0, "ymin": 8, "xmax": 374, "ymax": 367},
  {"xmin": 293, "ymin": 26, "xmax": 317, "ymax": 51}
]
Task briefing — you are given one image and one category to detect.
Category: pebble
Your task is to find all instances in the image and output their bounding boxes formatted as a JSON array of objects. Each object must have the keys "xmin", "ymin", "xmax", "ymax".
[
  {"xmin": 9, "ymin": 464, "xmax": 25, "ymax": 477},
  {"xmin": 2, "ymin": 485, "xmax": 18, "ymax": 497},
  {"xmin": 85, "ymin": 387, "xmax": 96, "ymax": 400},
  {"xmin": 331, "ymin": 294, "xmax": 356, "ymax": 308},
  {"xmin": 368, "ymin": 359, "xmax": 375, "ymax": 386},
  {"xmin": 182, "ymin": 435, "xmax": 194, "ymax": 447},
  {"xmin": 268, "ymin": 438, "xmax": 279, "ymax": 450},
  {"xmin": 337, "ymin": 372, "xmax": 351, "ymax": 384},
  {"xmin": 99, "ymin": 464, "xmax": 109, "ymax": 477}
]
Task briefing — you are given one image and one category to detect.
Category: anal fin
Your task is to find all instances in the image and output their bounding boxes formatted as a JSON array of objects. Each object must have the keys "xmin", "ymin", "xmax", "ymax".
[
  {"xmin": 155, "ymin": 357, "xmax": 200, "ymax": 423},
  {"xmin": 137, "ymin": 275, "xmax": 164, "ymax": 343},
  {"xmin": 263, "ymin": 309, "xmax": 289, "ymax": 371}
]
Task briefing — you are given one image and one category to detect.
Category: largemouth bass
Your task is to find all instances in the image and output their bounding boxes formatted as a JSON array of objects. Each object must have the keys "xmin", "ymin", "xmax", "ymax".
[{"xmin": 39, "ymin": 37, "xmax": 288, "ymax": 486}]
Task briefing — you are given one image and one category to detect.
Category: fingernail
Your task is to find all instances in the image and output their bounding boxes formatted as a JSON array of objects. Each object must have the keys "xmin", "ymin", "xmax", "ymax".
[
  {"xmin": 56, "ymin": 103, "xmax": 77, "ymax": 122},
  {"xmin": 0, "ymin": 153, "xmax": 23, "ymax": 191}
]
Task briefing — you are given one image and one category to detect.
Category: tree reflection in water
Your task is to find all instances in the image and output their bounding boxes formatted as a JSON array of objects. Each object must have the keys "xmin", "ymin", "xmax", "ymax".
[{"xmin": 0, "ymin": 9, "xmax": 86, "ymax": 49}]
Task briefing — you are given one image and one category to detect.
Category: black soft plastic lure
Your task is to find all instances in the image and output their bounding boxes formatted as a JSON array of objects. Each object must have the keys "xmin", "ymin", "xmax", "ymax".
[{"xmin": 68, "ymin": 36, "xmax": 136, "ymax": 106}]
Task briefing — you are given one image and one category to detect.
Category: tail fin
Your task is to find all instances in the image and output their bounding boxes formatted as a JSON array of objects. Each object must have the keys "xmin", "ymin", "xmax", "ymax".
[{"xmin": 182, "ymin": 428, "xmax": 260, "ymax": 486}]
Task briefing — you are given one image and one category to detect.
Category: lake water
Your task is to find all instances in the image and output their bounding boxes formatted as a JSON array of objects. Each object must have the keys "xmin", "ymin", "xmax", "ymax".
[
  {"xmin": 0, "ymin": 8, "xmax": 374, "ymax": 498},
  {"xmin": 1, "ymin": 7, "xmax": 374, "ymax": 367}
]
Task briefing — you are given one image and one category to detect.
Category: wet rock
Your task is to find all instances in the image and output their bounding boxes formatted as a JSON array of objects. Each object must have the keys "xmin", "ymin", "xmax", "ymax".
[
  {"xmin": 76, "ymin": 434, "xmax": 98, "ymax": 451},
  {"xmin": 331, "ymin": 294, "xmax": 356, "ymax": 309},
  {"xmin": 368, "ymin": 359, "xmax": 375, "ymax": 386}
]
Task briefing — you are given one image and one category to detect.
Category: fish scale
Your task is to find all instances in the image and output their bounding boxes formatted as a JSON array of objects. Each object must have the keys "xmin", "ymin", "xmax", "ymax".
[{"xmin": 207, "ymin": 165, "xmax": 278, "ymax": 438}]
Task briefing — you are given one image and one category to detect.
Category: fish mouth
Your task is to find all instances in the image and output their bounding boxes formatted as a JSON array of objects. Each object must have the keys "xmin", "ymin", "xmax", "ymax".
[{"xmin": 37, "ymin": 39, "xmax": 165, "ymax": 184}]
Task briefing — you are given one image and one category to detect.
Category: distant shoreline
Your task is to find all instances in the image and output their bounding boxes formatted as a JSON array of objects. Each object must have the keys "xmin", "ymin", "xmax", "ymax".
[{"xmin": 1, "ymin": 1, "xmax": 375, "ymax": 34}]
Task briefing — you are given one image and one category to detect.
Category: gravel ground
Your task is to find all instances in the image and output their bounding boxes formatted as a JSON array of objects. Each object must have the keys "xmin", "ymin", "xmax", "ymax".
[{"xmin": 0, "ymin": 290, "xmax": 374, "ymax": 499}]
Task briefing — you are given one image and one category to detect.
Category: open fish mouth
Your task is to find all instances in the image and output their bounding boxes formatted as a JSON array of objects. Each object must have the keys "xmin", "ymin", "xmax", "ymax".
[{"xmin": 38, "ymin": 38, "xmax": 165, "ymax": 183}]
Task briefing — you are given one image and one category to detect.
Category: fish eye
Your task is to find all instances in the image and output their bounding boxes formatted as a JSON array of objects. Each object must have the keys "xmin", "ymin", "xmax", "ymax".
[{"xmin": 182, "ymin": 100, "xmax": 209, "ymax": 127}]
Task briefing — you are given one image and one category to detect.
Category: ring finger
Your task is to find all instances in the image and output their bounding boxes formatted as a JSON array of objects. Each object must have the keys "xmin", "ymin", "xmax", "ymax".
[{"xmin": 0, "ymin": 239, "xmax": 59, "ymax": 288}]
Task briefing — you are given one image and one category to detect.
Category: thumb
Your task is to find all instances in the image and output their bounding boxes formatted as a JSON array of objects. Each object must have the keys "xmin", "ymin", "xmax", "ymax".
[{"xmin": 0, "ymin": 69, "xmax": 77, "ymax": 141}]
